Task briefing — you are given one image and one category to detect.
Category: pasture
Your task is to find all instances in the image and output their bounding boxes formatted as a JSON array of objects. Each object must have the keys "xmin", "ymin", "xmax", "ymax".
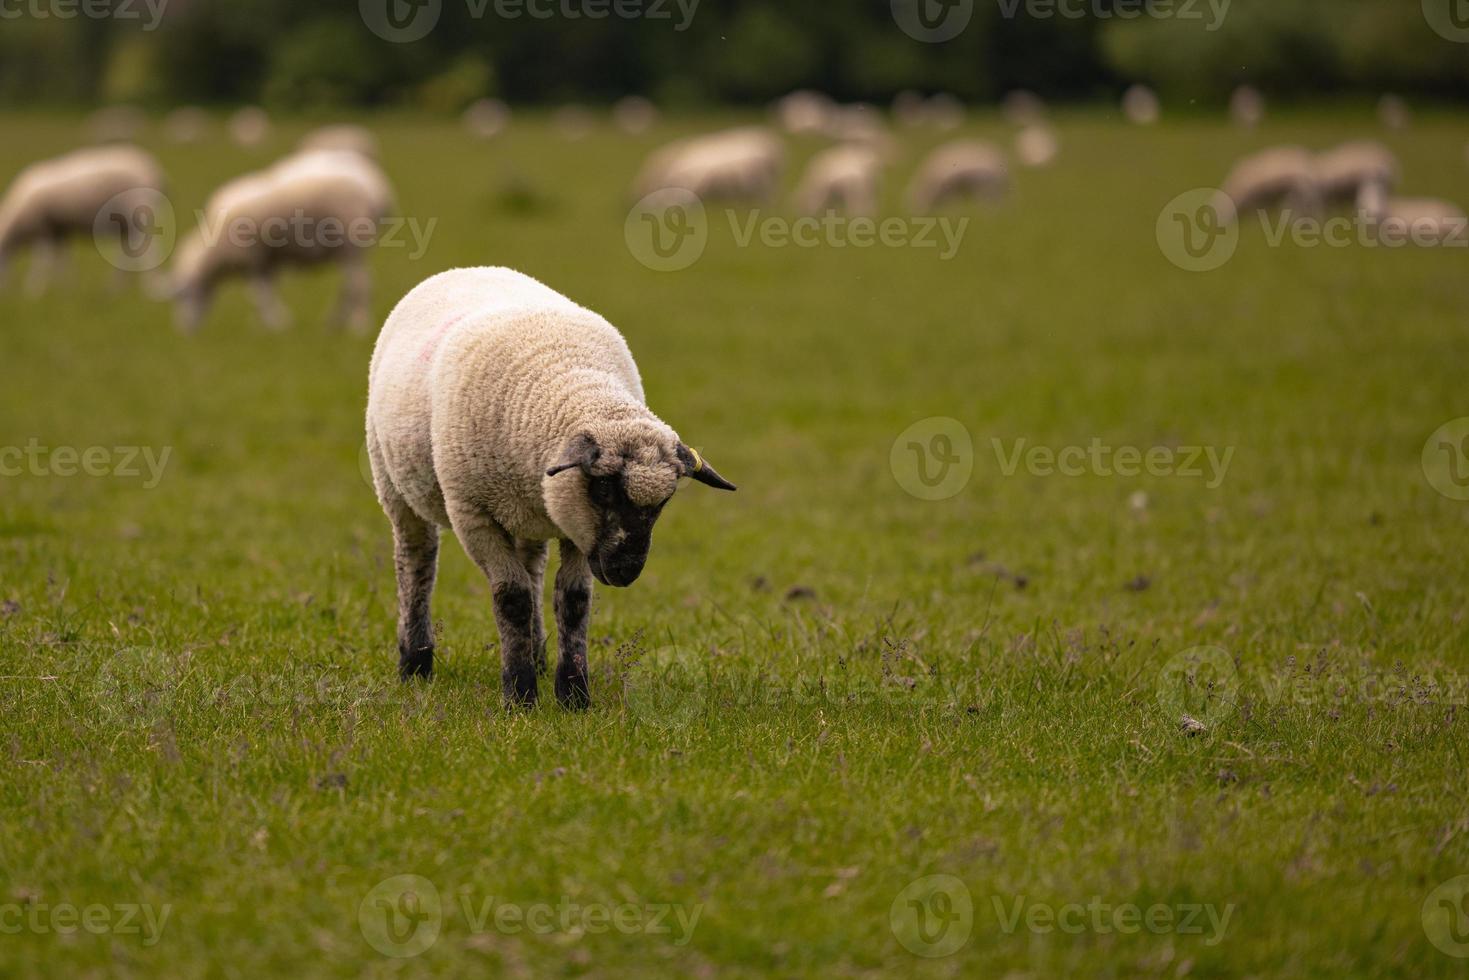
[{"xmin": 1, "ymin": 108, "xmax": 1468, "ymax": 977}]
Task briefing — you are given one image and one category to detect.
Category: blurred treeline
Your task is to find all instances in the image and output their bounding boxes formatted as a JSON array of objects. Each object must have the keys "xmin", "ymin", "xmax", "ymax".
[{"xmin": 0, "ymin": 0, "xmax": 1464, "ymax": 109}]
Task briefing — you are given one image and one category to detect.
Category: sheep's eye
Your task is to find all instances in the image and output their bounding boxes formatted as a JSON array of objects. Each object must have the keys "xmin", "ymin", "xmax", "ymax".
[{"xmin": 587, "ymin": 475, "xmax": 618, "ymax": 507}]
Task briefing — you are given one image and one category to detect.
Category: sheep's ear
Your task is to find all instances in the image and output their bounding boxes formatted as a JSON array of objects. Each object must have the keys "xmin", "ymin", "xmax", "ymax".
[
  {"xmin": 546, "ymin": 432, "xmax": 601, "ymax": 478},
  {"xmin": 676, "ymin": 443, "xmax": 737, "ymax": 491}
]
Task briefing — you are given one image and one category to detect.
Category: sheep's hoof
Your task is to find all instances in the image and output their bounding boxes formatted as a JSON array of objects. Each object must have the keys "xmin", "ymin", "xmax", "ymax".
[
  {"xmin": 502, "ymin": 665, "xmax": 539, "ymax": 709},
  {"xmin": 398, "ymin": 644, "xmax": 433, "ymax": 681},
  {"xmin": 556, "ymin": 666, "xmax": 590, "ymax": 711}
]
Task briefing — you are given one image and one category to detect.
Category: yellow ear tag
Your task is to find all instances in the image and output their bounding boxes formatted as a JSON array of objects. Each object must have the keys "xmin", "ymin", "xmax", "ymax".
[{"xmin": 689, "ymin": 447, "xmax": 706, "ymax": 473}]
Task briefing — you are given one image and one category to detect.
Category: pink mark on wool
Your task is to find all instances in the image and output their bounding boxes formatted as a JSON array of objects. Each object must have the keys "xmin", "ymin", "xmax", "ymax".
[{"xmin": 417, "ymin": 311, "xmax": 471, "ymax": 364}]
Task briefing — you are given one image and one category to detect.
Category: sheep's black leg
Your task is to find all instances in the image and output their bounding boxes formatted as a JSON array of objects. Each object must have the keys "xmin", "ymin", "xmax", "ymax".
[
  {"xmin": 554, "ymin": 540, "xmax": 594, "ymax": 710},
  {"xmin": 515, "ymin": 539, "xmax": 550, "ymax": 675},
  {"xmin": 390, "ymin": 504, "xmax": 439, "ymax": 681},
  {"xmin": 449, "ymin": 506, "xmax": 540, "ymax": 708}
]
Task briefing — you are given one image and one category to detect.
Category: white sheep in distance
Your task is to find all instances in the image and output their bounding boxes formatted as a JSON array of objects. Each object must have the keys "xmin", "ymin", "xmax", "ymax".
[
  {"xmin": 633, "ymin": 127, "xmax": 785, "ymax": 204},
  {"xmin": 170, "ymin": 149, "xmax": 395, "ymax": 333},
  {"xmin": 227, "ymin": 106, "xmax": 271, "ymax": 148},
  {"xmin": 791, "ymin": 144, "xmax": 884, "ymax": 216},
  {"xmin": 1314, "ymin": 140, "xmax": 1400, "ymax": 211},
  {"xmin": 1002, "ymin": 90, "xmax": 1047, "ymax": 126},
  {"xmin": 299, "ymin": 124, "xmax": 380, "ymax": 161},
  {"xmin": 905, "ymin": 140, "xmax": 1009, "ymax": 213},
  {"xmin": 365, "ymin": 266, "xmax": 737, "ymax": 708},
  {"xmin": 1122, "ymin": 85, "xmax": 1160, "ymax": 125},
  {"xmin": 0, "ymin": 144, "xmax": 166, "ymax": 295},
  {"xmin": 1015, "ymin": 125, "xmax": 1059, "ymax": 168},
  {"xmin": 1356, "ymin": 185, "xmax": 1468, "ymax": 247},
  {"xmin": 612, "ymin": 96, "xmax": 659, "ymax": 134},
  {"xmin": 1230, "ymin": 86, "xmax": 1265, "ymax": 129},
  {"xmin": 1212, "ymin": 145, "xmax": 1321, "ymax": 225},
  {"xmin": 463, "ymin": 99, "xmax": 510, "ymax": 140},
  {"xmin": 773, "ymin": 90, "xmax": 836, "ymax": 136}
]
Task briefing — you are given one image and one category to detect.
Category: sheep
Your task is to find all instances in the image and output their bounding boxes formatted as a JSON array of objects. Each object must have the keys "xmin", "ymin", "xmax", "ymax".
[
  {"xmin": 1314, "ymin": 140, "xmax": 1400, "ymax": 211},
  {"xmin": 791, "ymin": 144, "xmax": 883, "ymax": 216},
  {"xmin": 1356, "ymin": 186, "xmax": 1468, "ymax": 247},
  {"xmin": 228, "ymin": 106, "xmax": 271, "ymax": 148},
  {"xmin": 1212, "ymin": 145, "xmax": 1320, "ymax": 225},
  {"xmin": 905, "ymin": 139, "xmax": 1008, "ymax": 213},
  {"xmin": 299, "ymin": 124, "xmax": 380, "ymax": 161},
  {"xmin": 1015, "ymin": 125, "xmax": 1059, "ymax": 168},
  {"xmin": 1230, "ymin": 86, "xmax": 1265, "ymax": 129},
  {"xmin": 612, "ymin": 96, "xmax": 659, "ymax": 135},
  {"xmin": 463, "ymin": 99, "xmax": 510, "ymax": 140},
  {"xmin": 1122, "ymin": 85, "xmax": 1160, "ymax": 125},
  {"xmin": 365, "ymin": 266, "xmax": 737, "ymax": 708},
  {"xmin": 170, "ymin": 149, "xmax": 394, "ymax": 333},
  {"xmin": 632, "ymin": 127, "xmax": 784, "ymax": 204},
  {"xmin": 0, "ymin": 144, "xmax": 166, "ymax": 295},
  {"xmin": 773, "ymin": 90, "xmax": 835, "ymax": 136}
]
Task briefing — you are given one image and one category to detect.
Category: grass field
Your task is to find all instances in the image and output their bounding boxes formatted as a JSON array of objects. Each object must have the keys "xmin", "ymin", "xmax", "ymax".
[{"xmin": 2, "ymin": 107, "xmax": 1469, "ymax": 977}]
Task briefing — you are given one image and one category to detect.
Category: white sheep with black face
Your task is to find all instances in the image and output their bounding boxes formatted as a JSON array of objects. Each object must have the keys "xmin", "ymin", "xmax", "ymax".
[
  {"xmin": 0, "ymin": 144, "xmax": 166, "ymax": 295},
  {"xmin": 170, "ymin": 148, "xmax": 394, "ymax": 333},
  {"xmin": 1213, "ymin": 145, "xmax": 1321, "ymax": 225},
  {"xmin": 365, "ymin": 267, "xmax": 737, "ymax": 709},
  {"xmin": 791, "ymin": 143, "xmax": 884, "ymax": 216}
]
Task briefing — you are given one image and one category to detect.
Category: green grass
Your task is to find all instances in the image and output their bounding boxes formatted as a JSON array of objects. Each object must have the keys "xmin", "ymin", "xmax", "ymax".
[{"xmin": 2, "ymin": 107, "xmax": 1469, "ymax": 977}]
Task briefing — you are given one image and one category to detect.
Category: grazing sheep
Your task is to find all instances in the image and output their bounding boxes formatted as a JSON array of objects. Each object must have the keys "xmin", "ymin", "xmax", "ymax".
[
  {"xmin": 613, "ymin": 96, "xmax": 659, "ymax": 135},
  {"xmin": 906, "ymin": 139, "xmax": 1008, "ymax": 212},
  {"xmin": 0, "ymin": 144, "xmax": 166, "ymax": 295},
  {"xmin": 1002, "ymin": 90, "xmax": 1047, "ymax": 126},
  {"xmin": 1378, "ymin": 95, "xmax": 1410, "ymax": 131},
  {"xmin": 1356, "ymin": 186, "xmax": 1468, "ymax": 247},
  {"xmin": 463, "ymin": 99, "xmax": 510, "ymax": 140},
  {"xmin": 1314, "ymin": 140, "xmax": 1400, "ymax": 210},
  {"xmin": 1122, "ymin": 85, "xmax": 1160, "ymax": 125},
  {"xmin": 170, "ymin": 149, "xmax": 394, "ymax": 333},
  {"xmin": 1015, "ymin": 125, "xmax": 1059, "ymax": 168},
  {"xmin": 228, "ymin": 106, "xmax": 271, "ymax": 148},
  {"xmin": 299, "ymin": 124, "xmax": 380, "ymax": 161},
  {"xmin": 164, "ymin": 107, "xmax": 210, "ymax": 144},
  {"xmin": 365, "ymin": 266, "xmax": 736, "ymax": 708},
  {"xmin": 633, "ymin": 127, "xmax": 784, "ymax": 204},
  {"xmin": 1230, "ymin": 86, "xmax": 1265, "ymax": 129},
  {"xmin": 773, "ymin": 90, "xmax": 835, "ymax": 136},
  {"xmin": 1213, "ymin": 145, "xmax": 1320, "ymax": 225},
  {"xmin": 791, "ymin": 144, "xmax": 883, "ymax": 216}
]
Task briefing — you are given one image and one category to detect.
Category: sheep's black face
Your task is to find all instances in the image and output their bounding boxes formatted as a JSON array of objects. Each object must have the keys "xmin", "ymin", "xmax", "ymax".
[{"xmin": 587, "ymin": 473, "xmax": 669, "ymax": 588}]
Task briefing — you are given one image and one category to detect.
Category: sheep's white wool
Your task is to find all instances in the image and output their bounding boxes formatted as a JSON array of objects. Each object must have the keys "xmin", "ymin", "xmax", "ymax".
[
  {"xmin": 633, "ymin": 127, "xmax": 784, "ymax": 203},
  {"xmin": 227, "ymin": 106, "xmax": 271, "ymax": 148},
  {"xmin": 1314, "ymin": 140, "xmax": 1399, "ymax": 207},
  {"xmin": 0, "ymin": 144, "xmax": 165, "ymax": 291},
  {"xmin": 791, "ymin": 144, "xmax": 883, "ymax": 216},
  {"xmin": 1015, "ymin": 126, "xmax": 1059, "ymax": 168},
  {"xmin": 1122, "ymin": 85, "xmax": 1160, "ymax": 125},
  {"xmin": 905, "ymin": 139, "xmax": 1008, "ymax": 213},
  {"xmin": 1214, "ymin": 145, "xmax": 1319, "ymax": 225},
  {"xmin": 1230, "ymin": 86, "xmax": 1265, "ymax": 129},
  {"xmin": 171, "ymin": 149, "xmax": 394, "ymax": 331},
  {"xmin": 612, "ymin": 96, "xmax": 659, "ymax": 134},
  {"xmin": 773, "ymin": 90, "xmax": 835, "ymax": 135},
  {"xmin": 1365, "ymin": 196, "xmax": 1467, "ymax": 246},
  {"xmin": 463, "ymin": 99, "xmax": 510, "ymax": 140}
]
